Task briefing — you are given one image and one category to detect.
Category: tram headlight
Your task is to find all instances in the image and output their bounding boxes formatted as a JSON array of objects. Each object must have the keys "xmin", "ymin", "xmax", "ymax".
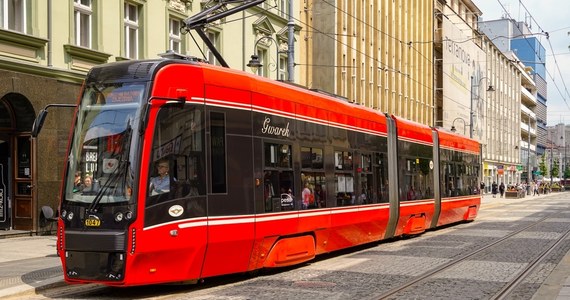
[
  {"xmin": 61, "ymin": 210, "xmax": 67, "ymax": 218},
  {"xmin": 67, "ymin": 212, "xmax": 74, "ymax": 221},
  {"xmin": 114, "ymin": 212, "xmax": 124, "ymax": 222},
  {"xmin": 125, "ymin": 211, "xmax": 133, "ymax": 220}
]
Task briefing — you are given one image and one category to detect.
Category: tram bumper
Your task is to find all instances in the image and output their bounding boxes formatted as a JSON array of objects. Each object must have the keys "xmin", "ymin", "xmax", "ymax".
[{"xmin": 65, "ymin": 251, "xmax": 126, "ymax": 282}]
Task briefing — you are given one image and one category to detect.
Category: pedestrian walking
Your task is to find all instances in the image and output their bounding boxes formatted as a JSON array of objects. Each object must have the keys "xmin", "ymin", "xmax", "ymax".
[
  {"xmin": 499, "ymin": 182, "xmax": 505, "ymax": 198},
  {"xmin": 533, "ymin": 181, "xmax": 539, "ymax": 196},
  {"xmin": 491, "ymin": 181, "xmax": 498, "ymax": 198}
]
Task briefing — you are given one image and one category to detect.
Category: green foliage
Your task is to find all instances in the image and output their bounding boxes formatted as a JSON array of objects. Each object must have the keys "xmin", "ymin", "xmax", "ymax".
[
  {"xmin": 539, "ymin": 155, "xmax": 548, "ymax": 177},
  {"xmin": 552, "ymin": 159, "xmax": 560, "ymax": 178}
]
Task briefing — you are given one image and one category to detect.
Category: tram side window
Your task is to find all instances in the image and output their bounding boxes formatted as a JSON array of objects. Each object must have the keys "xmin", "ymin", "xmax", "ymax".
[
  {"xmin": 335, "ymin": 151, "xmax": 353, "ymax": 170},
  {"xmin": 358, "ymin": 153, "xmax": 374, "ymax": 204},
  {"xmin": 443, "ymin": 163, "xmax": 456, "ymax": 197},
  {"xmin": 210, "ymin": 112, "xmax": 227, "ymax": 193},
  {"xmin": 443, "ymin": 151, "xmax": 480, "ymax": 197},
  {"xmin": 335, "ymin": 150, "xmax": 354, "ymax": 206},
  {"xmin": 375, "ymin": 153, "xmax": 389, "ymax": 203},
  {"xmin": 265, "ymin": 143, "xmax": 292, "ymax": 168},
  {"xmin": 461, "ymin": 153, "xmax": 480, "ymax": 195},
  {"xmin": 398, "ymin": 141, "xmax": 435, "ymax": 201},
  {"xmin": 264, "ymin": 143, "xmax": 294, "ymax": 212},
  {"xmin": 301, "ymin": 147, "xmax": 326, "ymax": 209}
]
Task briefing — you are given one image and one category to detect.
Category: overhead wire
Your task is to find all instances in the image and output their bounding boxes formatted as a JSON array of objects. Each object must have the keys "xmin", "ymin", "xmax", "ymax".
[
  {"xmin": 495, "ymin": 0, "xmax": 570, "ymax": 110},
  {"xmin": 187, "ymin": 0, "xmax": 558, "ymax": 117}
]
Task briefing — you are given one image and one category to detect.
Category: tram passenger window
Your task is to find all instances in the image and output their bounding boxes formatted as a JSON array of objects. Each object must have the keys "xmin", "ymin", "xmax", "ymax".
[
  {"xmin": 301, "ymin": 172, "xmax": 326, "ymax": 209},
  {"xmin": 397, "ymin": 141, "xmax": 435, "ymax": 201},
  {"xmin": 264, "ymin": 142, "xmax": 294, "ymax": 212},
  {"xmin": 301, "ymin": 147, "xmax": 323, "ymax": 169},
  {"xmin": 359, "ymin": 154, "xmax": 373, "ymax": 204},
  {"xmin": 300, "ymin": 146, "xmax": 326, "ymax": 209},
  {"xmin": 335, "ymin": 151, "xmax": 353, "ymax": 170},
  {"xmin": 375, "ymin": 153, "xmax": 389, "ymax": 203},
  {"xmin": 265, "ymin": 143, "xmax": 291, "ymax": 168},
  {"xmin": 210, "ymin": 112, "xmax": 227, "ymax": 194},
  {"xmin": 335, "ymin": 174, "xmax": 354, "ymax": 206},
  {"xmin": 263, "ymin": 170, "xmax": 294, "ymax": 212}
]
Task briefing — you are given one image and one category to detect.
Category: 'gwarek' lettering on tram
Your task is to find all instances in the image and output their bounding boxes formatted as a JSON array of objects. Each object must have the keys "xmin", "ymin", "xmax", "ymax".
[{"xmin": 261, "ymin": 116, "xmax": 290, "ymax": 137}]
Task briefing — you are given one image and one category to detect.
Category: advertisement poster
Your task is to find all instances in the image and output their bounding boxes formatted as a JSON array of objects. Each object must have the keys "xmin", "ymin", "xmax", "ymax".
[{"xmin": 0, "ymin": 163, "xmax": 11, "ymax": 230}]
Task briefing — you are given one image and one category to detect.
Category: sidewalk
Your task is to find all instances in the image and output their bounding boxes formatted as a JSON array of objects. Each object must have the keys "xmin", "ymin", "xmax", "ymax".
[
  {"xmin": 0, "ymin": 234, "xmax": 64, "ymax": 299},
  {"xmin": 482, "ymin": 190, "xmax": 570, "ymax": 299}
]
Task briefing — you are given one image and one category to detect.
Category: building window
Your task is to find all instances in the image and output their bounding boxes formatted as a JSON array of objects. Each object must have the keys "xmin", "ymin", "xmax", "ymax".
[
  {"xmin": 124, "ymin": 2, "xmax": 139, "ymax": 59},
  {"xmin": 255, "ymin": 47, "xmax": 267, "ymax": 77},
  {"xmin": 74, "ymin": 0, "xmax": 92, "ymax": 48},
  {"xmin": 169, "ymin": 18, "xmax": 181, "ymax": 53},
  {"xmin": 278, "ymin": 0, "xmax": 287, "ymax": 18},
  {"xmin": 0, "ymin": 0, "xmax": 25, "ymax": 33},
  {"xmin": 279, "ymin": 55, "xmax": 287, "ymax": 81},
  {"xmin": 206, "ymin": 30, "xmax": 220, "ymax": 66}
]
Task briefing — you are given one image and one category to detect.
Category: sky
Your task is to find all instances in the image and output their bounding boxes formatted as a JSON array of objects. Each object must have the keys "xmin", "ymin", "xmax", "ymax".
[{"xmin": 472, "ymin": 0, "xmax": 570, "ymax": 126}]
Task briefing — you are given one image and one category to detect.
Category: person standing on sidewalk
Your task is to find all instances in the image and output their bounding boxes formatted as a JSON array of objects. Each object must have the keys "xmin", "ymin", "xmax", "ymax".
[
  {"xmin": 534, "ymin": 180, "xmax": 540, "ymax": 195},
  {"xmin": 499, "ymin": 182, "xmax": 505, "ymax": 198},
  {"xmin": 492, "ymin": 181, "xmax": 498, "ymax": 198}
]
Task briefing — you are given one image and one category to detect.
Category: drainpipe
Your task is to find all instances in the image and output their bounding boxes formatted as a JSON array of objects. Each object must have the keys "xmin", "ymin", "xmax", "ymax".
[
  {"xmin": 47, "ymin": 0, "xmax": 52, "ymax": 67},
  {"xmin": 287, "ymin": 0, "xmax": 294, "ymax": 82}
]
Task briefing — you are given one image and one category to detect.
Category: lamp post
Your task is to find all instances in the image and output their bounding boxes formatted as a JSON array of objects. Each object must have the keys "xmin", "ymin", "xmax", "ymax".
[
  {"xmin": 527, "ymin": 112, "xmax": 531, "ymax": 184},
  {"xmin": 470, "ymin": 76, "xmax": 495, "ymax": 139},
  {"xmin": 247, "ymin": 35, "xmax": 281, "ymax": 80},
  {"xmin": 562, "ymin": 142, "xmax": 568, "ymax": 187},
  {"xmin": 550, "ymin": 141, "xmax": 554, "ymax": 185}
]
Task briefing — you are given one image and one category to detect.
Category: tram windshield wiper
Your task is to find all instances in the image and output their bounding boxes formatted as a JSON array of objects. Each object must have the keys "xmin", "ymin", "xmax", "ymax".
[{"xmin": 86, "ymin": 124, "xmax": 132, "ymax": 213}]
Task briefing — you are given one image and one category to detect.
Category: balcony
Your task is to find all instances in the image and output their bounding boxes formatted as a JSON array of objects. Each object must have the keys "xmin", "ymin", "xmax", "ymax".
[
  {"xmin": 521, "ymin": 121, "xmax": 536, "ymax": 136},
  {"xmin": 521, "ymin": 86, "xmax": 537, "ymax": 105},
  {"xmin": 520, "ymin": 140, "xmax": 536, "ymax": 152},
  {"xmin": 521, "ymin": 105, "xmax": 536, "ymax": 120}
]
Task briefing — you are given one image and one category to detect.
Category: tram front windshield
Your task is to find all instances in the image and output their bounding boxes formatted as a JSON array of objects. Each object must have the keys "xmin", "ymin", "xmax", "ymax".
[{"xmin": 64, "ymin": 83, "xmax": 145, "ymax": 204}]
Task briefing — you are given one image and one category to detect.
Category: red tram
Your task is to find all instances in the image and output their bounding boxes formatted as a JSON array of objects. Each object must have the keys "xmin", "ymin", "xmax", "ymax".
[{"xmin": 34, "ymin": 56, "xmax": 480, "ymax": 286}]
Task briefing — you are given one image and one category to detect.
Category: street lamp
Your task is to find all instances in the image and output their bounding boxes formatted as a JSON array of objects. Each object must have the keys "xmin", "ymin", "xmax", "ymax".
[
  {"xmin": 470, "ymin": 76, "xmax": 495, "ymax": 138},
  {"xmin": 450, "ymin": 117, "xmax": 467, "ymax": 135},
  {"xmin": 247, "ymin": 35, "xmax": 282, "ymax": 80}
]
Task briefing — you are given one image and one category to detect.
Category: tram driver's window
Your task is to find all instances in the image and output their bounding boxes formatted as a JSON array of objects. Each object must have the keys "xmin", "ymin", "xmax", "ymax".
[{"xmin": 148, "ymin": 105, "xmax": 205, "ymax": 203}]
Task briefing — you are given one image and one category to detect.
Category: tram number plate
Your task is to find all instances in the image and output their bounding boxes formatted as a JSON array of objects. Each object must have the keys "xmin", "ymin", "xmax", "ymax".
[{"xmin": 85, "ymin": 219, "xmax": 101, "ymax": 227}]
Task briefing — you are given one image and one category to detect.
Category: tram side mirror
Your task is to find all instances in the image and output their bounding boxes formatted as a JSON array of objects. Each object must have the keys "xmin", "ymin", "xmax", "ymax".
[
  {"xmin": 31, "ymin": 104, "xmax": 77, "ymax": 137},
  {"xmin": 31, "ymin": 109, "xmax": 48, "ymax": 138}
]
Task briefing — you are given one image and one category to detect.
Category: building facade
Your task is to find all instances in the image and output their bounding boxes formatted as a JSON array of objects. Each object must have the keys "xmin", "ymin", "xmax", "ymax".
[
  {"xmin": 434, "ymin": 0, "xmax": 522, "ymax": 190},
  {"xmin": 481, "ymin": 37, "xmax": 522, "ymax": 187},
  {"xmin": 300, "ymin": 0, "xmax": 434, "ymax": 126},
  {"xmin": 479, "ymin": 17, "xmax": 547, "ymax": 183}
]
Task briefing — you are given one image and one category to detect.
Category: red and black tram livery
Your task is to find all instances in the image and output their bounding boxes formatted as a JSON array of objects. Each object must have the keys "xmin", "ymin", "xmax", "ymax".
[{"xmin": 51, "ymin": 57, "xmax": 480, "ymax": 286}]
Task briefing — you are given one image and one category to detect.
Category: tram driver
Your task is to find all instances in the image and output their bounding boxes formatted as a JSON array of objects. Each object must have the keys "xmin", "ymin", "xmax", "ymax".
[{"xmin": 150, "ymin": 158, "xmax": 174, "ymax": 195}]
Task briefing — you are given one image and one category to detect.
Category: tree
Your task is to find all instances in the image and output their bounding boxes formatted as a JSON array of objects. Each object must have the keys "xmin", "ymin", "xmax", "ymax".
[
  {"xmin": 552, "ymin": 159, "xmax": 560, "ymax": 179},
  {"xmin": 539, "ymin": 154, "xmax": 548, "ymax": 178}
]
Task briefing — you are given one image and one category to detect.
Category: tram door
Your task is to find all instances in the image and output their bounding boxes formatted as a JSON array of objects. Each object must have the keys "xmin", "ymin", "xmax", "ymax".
[{"xmin": 0, "ymin": 136, "xmax": 11, "ymax": 230}]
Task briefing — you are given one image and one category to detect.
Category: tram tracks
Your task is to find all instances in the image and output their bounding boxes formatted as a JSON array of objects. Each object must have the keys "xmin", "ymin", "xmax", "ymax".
[{"xmin": 370, "ymin": 204, "xmax": 570, "ymax": 300}]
